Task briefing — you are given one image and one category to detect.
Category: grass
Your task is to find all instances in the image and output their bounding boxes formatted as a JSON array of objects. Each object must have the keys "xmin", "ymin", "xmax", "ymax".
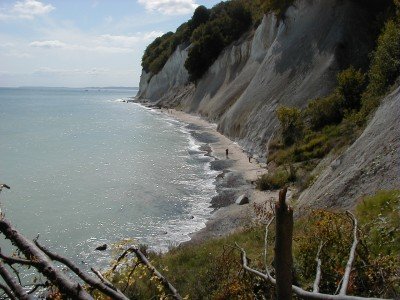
[{"xmin": 104, "ymin": 191, "xmax": 400, "ymax": 299}]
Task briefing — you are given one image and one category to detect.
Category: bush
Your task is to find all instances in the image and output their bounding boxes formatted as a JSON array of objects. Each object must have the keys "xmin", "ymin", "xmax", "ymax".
[
  {"xmin": 337, "ymin": 67, "xmax": 366, "ymax": 110},
  {"xmin": 306, "ymin": 93, "xmax": 344, "ymax": 130},
  {"xmin": 295, "ymin": 203, "xmax": 400, "ymax": 297},
  {"xmin": 276, "ymin": 106, "xmax": 304, "ymax": 146},
  {"xmin": 256, "ymin": 168, "xmax": 294, "ymax": 191},
  {"xmin": 292, "ymin": 134, "xmax": 331, "ymax": 162},
  {"xmin": 356, "ymin": 190, "xmax": 400, "ymax": 256},
  {"xmin": 366, "ymin": 20, "xmax": 400, "ymax": 98}
]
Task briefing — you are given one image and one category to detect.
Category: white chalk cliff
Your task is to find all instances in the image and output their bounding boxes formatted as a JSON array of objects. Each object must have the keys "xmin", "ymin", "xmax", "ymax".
[{"xmin": 138, "ymin": 0, "xmax": 399, "ymax": 208}]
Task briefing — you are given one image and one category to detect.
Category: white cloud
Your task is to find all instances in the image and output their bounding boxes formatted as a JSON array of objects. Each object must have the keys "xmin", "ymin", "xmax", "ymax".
[
  {"xmin": 0, "ymin": 0, "xmax": 54, "ymax": 21},
  {"xmin": 138, "ymin": 0, "xmax": 198, "ymax": 15},
  {"xmin": 12, "ymin": 0, "xmax": 54, "ymax": 19},
  {"xmin": 29, "ymin": 32, "xmax": 163, "ymax": 53},
  {"xmin": 30, "ymin": 40, "xmax": 66, "ymax": 48},
  {"xmin": 97, "ymin": 31, "xmax": 163, "ymax": 48}
]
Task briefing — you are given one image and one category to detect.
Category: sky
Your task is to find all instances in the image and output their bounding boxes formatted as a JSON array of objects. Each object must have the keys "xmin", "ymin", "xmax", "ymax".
[{"xmin": 0, "ymin": 0, "xmax": 221, "ymax": 87}]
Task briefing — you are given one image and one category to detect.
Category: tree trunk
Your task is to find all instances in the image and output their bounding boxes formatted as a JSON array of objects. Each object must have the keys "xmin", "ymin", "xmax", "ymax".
[{"xmin": 275, "ymin": 187, "xmax": 293, "ymax": 300}]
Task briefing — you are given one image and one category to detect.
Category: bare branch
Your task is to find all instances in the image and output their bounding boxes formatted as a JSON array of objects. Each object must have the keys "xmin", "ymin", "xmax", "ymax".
[
  {"xmin": 339, "ymin": 211, "xmax": 359, "ymax": 296},
  {"xmin": 0, "ymin": 249, "xmax": 39, "ymax": 267},
  {"xmin": 34, "ymin": 241, "xmax": 129, "ymax": 300},
  {"xmin": 313, "ymin": 241, "xmax": 325, "ymax": 293},
  {"xmin": 91, "ymin": 268, "xmax": 119, "ymax": 291},
  {"xmin": 263, "ymin": 216, "xmax": 274, "ymax": 274},
  {"xmin": 0, "ymin": 283, "xmax": 17, "ymax": 300},
  {"xmin": 0, "ymin": 217, "xmax": 93, "ymax": 300},
  {"xmin": 0, "ymin": 261, "xmax": 33, "ymax": 300},
  {"xmin": 129, "ymin": 246, "xmax": 183, "ymax": 300},
  {"xmin": 236, "ymin": 244, "xmax": 388, "ymax": 300}
]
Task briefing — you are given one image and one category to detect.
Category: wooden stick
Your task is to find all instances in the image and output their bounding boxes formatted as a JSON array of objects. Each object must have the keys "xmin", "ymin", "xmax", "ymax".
[
  {"xmin": 313, "ymin": 241, "xmax": 325, "ymax": 293},
  {"xmin": 263, "ymin": 217, "xmax": 275, "ymax": 275},
  {"xmin": 339, "ymin": 211, "xmax": 359, "ymax": 296},
  {"xmin": 0, "ymin": 261, "xmax": 33, "ymax": 300}
]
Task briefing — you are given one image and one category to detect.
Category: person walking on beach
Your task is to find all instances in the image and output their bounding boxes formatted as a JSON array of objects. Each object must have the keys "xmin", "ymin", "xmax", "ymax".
[
  {"xmin": 248, "ymin": 153, "xmax": 252, "ymax": 163},
  {"xmin": 225, "ymin": 148, "xmax": 229, "ymax": 158}
]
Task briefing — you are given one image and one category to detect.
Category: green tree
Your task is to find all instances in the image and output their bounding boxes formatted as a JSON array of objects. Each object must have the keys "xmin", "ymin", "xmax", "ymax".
[
  {"xmin": 276, "ymin": 106, "xmax": 304, "ymax": 146},
  {"xmin": 337, "ymin": 67, "xmax": 365, "ymax": 110},
  {"xmin": 366, "ymin": 20, "xmax": 400, "ymax": 97},
  {"xmin": 306, "ymin": 94, "xmax": 343, "ymax": 130}
]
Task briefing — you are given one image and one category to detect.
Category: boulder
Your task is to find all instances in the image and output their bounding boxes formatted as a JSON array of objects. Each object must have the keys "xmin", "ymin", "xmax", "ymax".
[{"xmin": 235, "ymin": 194, "xmax": 249, "ymax": 205}]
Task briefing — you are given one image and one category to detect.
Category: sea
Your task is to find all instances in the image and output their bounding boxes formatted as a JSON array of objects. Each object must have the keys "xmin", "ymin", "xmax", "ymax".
[{"xmin": 0, "ymin": 87, "xmax": 217, "ymax": 268}]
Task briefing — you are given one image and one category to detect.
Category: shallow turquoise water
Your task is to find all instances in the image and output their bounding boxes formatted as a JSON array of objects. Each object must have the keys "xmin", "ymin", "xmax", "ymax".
[{"xmin": 0, "ymin": 87, "xmax": 216, "ymax": 267}]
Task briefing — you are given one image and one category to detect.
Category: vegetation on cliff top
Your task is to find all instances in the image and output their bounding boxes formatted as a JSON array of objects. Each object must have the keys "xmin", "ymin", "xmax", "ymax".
[{"xmin": 141, "ymin": 0, "xmax": 297, "ymax": 81}]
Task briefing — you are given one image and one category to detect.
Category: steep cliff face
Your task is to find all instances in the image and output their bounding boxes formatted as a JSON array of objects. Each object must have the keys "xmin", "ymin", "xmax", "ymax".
[
  {"xmin": 298, "ymin": 87, "xmax": 400, "ymax": 210},
  {"xmin": 137, "ymin": 0, "xmax": 399, "ymax": 208},
  {"xmin": 138, "ymin": 44, "xmax": 190, "ymax": 101},
  {"xmin": 139, "ymin": 0, "xmax": 372, "ymax": 158}
]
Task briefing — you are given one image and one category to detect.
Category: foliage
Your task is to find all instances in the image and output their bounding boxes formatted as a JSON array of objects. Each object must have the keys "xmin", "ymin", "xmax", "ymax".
[
  {"xmin": 276, "ymin": 106, "xmax": 304, "ymax": 146},
  {"xmin": 259, "ymin": 0, "xmax": 295, "ymax": 19},
  {"xmin": 110, "ymin": 227, "xmax": 271, "ymax": 299},
  {"xmin": 185, "ymin": 0, "xmax": 252, "ymax": 81},
  {"xmin": 356, "ymin": 17, "xmax": 400, "ymax": 120},
  {"xmin": 356, "ymin": 190, "xmax": 400, "ymax": 256},
  {"xmin": 294, "ymin": 205, "xmax": 400, "ymax": 297},
  {"xmin": 107, "ymin": 191, "xmax": 400, "ymax": 299},
  {"xmin": 256, "ymin": 166, "xmax": 295, "ymax": 191},
  {"xmin": 337, "ymin": 67, "xmax": 366, "ymax": 110},
  {"xmin": 142, "ymin": 0, "xmax": 298, "ymax": 80},
  {"xmin": 141, "ymin": 6, "xmax": 210, "ymax": 75},
  {"xmin": 306, "ymin": 93, "xmax": 344, "ymax": 131},
  {"xmin": 365, "ymin": 20, "xmax": 400, "ymax": 97}
]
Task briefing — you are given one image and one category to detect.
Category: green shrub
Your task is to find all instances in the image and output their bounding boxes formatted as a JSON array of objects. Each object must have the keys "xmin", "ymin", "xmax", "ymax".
[
  {"xmin": 293, "ymin": 134, "xmax": 330, "ymax": 162},
  {"xmin": 366, "ymin": 20, "xmax": 400, "ymax": 98},
  {"xmin": 337, "ymin": 67, "xmax": 366, "ymax": 110},
  {"xmin": 276, "ymin": 106, "xmax": 304, "ymax": 146},
  {"xmin": 306, "ymin": 93, "xmax": 344, "ymax": 130},
  {"xmin": 356, "ymin": 190, "xmax": 400, "ymax": 256},
  {"xmin": 295, "ymin": 204, "xmax": 400, "ymax": 297},
  {"xmin": 256, "ymin": 169, "xmax": 293, "ymax": 190}
]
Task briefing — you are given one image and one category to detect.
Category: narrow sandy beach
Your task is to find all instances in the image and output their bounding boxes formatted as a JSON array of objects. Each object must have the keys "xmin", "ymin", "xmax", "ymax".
[{"xmin": 160, "ymin": 108, "xmax": 279, "ymax": 243}]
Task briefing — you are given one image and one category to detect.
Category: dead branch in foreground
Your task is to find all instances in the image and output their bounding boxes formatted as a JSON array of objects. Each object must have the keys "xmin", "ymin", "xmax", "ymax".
[
  {"xmin": 237, "ymin": 188, "xmax": 391, "ymax": 300},
  {"xmin": 0, "ymin": 183, "xmax": 181, "ymax": 299}
]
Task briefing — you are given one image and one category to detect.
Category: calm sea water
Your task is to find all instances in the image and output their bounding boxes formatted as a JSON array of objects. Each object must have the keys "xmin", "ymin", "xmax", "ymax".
[{"xmin": 0, "ymin": 87, "xmax": 216, "ymax": 267}]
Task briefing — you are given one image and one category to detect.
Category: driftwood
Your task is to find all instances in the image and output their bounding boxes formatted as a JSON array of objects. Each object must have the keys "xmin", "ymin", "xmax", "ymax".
[{"xmin": 0, "ymin": 184, "xmax": 183, "ymax": 299}]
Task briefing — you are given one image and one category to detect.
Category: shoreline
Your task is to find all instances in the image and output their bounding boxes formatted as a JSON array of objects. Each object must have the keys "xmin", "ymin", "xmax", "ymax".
[{"xmin": 150, "ymin": 106, "xmax": 278, "ymax": 244}]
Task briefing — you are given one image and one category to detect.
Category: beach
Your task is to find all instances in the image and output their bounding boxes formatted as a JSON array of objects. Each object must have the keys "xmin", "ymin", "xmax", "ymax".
[{"xmin": 159, "ymin": 108, "xmax": 280, "ymax": 243}]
